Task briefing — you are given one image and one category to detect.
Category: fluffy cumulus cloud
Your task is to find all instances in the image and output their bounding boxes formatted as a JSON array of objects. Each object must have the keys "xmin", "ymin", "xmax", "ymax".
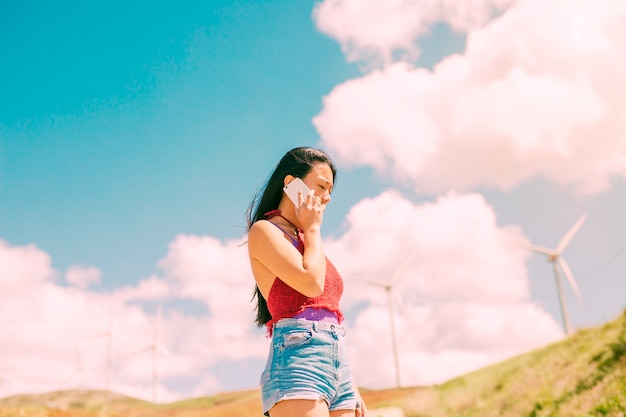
[
  {"xmin": 0, "ymin": 236, "xmax": 266, "ymax": 402},
  {"xmin": 156, "ymin": 235, "xmax": 265, "ymax": 364},
  {"xmin": 0, "ymin": 239, "xmax": 56, "ymax": 292},
  {"xmin": 313, "ymin": 0, "xmax": 626, "ymax": 194},
  {"xmin": 313, "ymin": 0, "xmax": 516, "ymax": 65},
  {"xmin": 0, "ymin": 190, "xmax": 563, "ymax": 398},
  {"xmin": 324, "ymin": 191, "xmax": 562, "ymax": 388},
  {"xmin": 65, "ymin": 266, "xmax": 102, "ymax": 289}
]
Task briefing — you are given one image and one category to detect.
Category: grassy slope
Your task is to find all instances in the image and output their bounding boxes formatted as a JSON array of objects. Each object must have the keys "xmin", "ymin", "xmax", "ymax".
[
  {"xmin": 1, "ymin": 309, "xmax": 624, "ymax": 417},
  {"xmin": 410, "ymin": 308, "xmax": 626, "ymax": 417}
]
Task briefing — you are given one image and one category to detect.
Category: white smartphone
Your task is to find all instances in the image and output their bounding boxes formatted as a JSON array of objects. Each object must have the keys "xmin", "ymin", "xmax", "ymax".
[{"xmin": 283, "ymin": 178, "xmax": 311, "ymax": 207}]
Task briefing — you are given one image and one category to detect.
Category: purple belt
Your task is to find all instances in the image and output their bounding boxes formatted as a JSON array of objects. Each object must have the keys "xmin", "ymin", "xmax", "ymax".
[{"xmin": 292, "ymin": 307, "xmax": 339, "ymax": 323}]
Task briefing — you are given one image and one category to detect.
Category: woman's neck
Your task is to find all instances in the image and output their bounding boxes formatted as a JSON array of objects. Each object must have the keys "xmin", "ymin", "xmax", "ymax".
[{"xmin": 275, "ymin": 201, "xmax": 301, "ymax": 229}]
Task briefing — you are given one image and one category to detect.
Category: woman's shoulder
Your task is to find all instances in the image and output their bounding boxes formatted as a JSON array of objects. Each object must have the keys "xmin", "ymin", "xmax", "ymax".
[
  {"xmin": 248, "ymin": 220, "xmax": 294, "ymax": 256},
  {"xmin": 248, "ymin": 220, "xmax": 280, "ymax": 241},
  {"xmin": 249, "ymin": 219, "xmax": 272, "ymax": 233},
  {"xmin": 249, "ymin": 219, "xmax": 297, "ymax": 246}
]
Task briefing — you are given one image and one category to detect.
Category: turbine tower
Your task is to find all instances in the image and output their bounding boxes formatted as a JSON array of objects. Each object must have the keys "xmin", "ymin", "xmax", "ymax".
[
  {"xmin": 82, "ymin": 316, "xmax": 115, "ymax": 392},
  {"xmin": 125, "ymin": 306, "xmax": 171, "ymax": 403},
  {"xmin": 528, "ymin": 213, "xmax": 587, "ymax": 335},
  {"xmin": 360, "ymin": 252, "xmax": 418, "ymax": 388},
  {"xmin": 64, "ymin": 341, "xmax": 84, "ymax": 387}
]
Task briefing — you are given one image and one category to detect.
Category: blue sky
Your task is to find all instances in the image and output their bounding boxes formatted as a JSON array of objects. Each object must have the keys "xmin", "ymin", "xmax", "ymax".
[
  {"xmin": 1, "ymin": 1, "xmax": 466, "ymax": 287},
  {"xmin": 2, "ymin": 0, "xmax": 626, "ymax": 403},
  {"xmin": 1, "ymin": 0, "xmax": 357, "ymax": 286}
]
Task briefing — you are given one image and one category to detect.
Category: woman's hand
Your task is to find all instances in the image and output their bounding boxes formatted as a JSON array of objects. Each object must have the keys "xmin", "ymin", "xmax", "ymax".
[
  {"xmin": 355, "ymin": 393, "xmax": 367, "ymax": 417},
  {"xmin": 295, "ymin": 189, "xmax": 325, "ymax": 232},
  {"xmin": 352, "ymin": 379, "xmax": 367, "ymax": 417}
]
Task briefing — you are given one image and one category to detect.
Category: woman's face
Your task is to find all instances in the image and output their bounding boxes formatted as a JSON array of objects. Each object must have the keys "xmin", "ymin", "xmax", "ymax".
[{"xmin": 301, "ymin": 162, "xmax": 334, "ymax": 206}]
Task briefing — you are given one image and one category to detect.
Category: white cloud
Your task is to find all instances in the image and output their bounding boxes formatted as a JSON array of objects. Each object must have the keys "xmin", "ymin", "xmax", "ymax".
[
  {"xmin": 158, "ymin": 234, "xmax": 253, "ymax": 319},
  {"xmin": 0, "ymin": 237, "xmax": 265, "ymax": 402},
  {"xmin": 327, "ymin": 191, "xmax": 532, "ymax": 303},
  {"xmin": 314, "ymin": 0, "xmax": 626, "ymax": 194},
  {"xmin": 324, "ymin": 191, "xmax": 562, "ymax": 388},
  {"xmin": 0, "ymin": 239, "xmax": 56, "ymax": 292},
  {"xmin": 313, "ymin": 0, "xmax": 516, "ymax": 66},
  {"xmin": 114, "ymin": 275, "xmax": 173, "ymax": 302},
  {"xmin": 0, "ymin": 190, "xmax": 562, "ymax": 397},
  {"xmin": 65, "ymin": 265, "xmax": 102, "ymax": 289}
]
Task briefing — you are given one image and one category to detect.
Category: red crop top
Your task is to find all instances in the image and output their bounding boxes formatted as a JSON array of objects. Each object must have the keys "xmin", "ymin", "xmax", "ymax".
[{"xmin": 264, "ymin": 211, "xmax": 344, "ymax": 335}]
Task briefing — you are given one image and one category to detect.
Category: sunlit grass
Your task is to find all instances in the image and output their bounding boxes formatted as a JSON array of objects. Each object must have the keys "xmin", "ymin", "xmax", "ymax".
[{"xmin": 406, "ymin": 308, "xmax": 626, "ymax": 417}]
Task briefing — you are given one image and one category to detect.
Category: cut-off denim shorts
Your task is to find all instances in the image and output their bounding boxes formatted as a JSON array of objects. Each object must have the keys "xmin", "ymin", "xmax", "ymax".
[{"xmin": 260, "ymin": 318, "xmax": 358, "ymax": 416}]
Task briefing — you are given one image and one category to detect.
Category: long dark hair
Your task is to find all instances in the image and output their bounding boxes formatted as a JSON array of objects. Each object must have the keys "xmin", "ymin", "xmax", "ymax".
[{"xmin": 246, "ymin": 147, "xmax": 337, "ymax": 327}]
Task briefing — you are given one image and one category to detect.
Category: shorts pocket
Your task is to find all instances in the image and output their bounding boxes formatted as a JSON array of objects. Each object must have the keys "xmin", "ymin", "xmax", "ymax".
[{"xmin": 282, "ymin": 330, "xmax": 313, "ymax": 348}]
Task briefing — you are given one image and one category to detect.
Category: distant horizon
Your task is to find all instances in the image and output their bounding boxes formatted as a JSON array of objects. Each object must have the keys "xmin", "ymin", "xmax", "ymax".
[
  {"xmin": 2, "ymin": 0, "xmax": 626, "ymax": 402},
  {"xmin": 2, "ymin": 307, "xmax": 625, "ymax": 402}
]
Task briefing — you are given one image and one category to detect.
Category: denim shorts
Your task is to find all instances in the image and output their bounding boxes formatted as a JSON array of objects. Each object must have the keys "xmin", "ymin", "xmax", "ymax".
[{"xmin": 260, "ymin": 318, "xmax": 358, "ymax": 416}]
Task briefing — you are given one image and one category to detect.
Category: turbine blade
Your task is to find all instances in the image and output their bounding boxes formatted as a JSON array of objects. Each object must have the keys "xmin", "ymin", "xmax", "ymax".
[
  {"xmin": 154, "ymin": 306, "xmax": 163, "ymax": 343},
  {"xmin": 556, "ymin": 213, "xmax": 588, "ymax": 254},
  {"xmin": 123, "ymin": 346, "xmax": 152, "ymax": 358},
  {"xmin": 558, "ymin": 257, "xmax": 584, "ymax": 305},
  {"xmin": 394, "ymin": 290, "xmax": 422, "ymax": 333},
  {"xmin": 527, "ymin": 244, "xmax": 557, "ymax": 256},
  {"xmin": 157, "ymin": 345, "xmax": 173, "ymax": 356},
  {"xmin": 391, "ymin": 252, "xmax": 420, "ymax": 286},
  {"xmin": 392, "ymin": 291, "xmax": 408, "ymax": 318},
  {"xmin": 357, "ymin": 278, "xmax": 390, "ymax": 288}
]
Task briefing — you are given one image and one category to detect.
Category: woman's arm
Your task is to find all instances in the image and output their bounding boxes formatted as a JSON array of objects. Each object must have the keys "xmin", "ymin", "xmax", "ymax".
[
  {"xmin": 248, "ymin": 191, "xmax": 327, "ymax": 297},
  {"xmin": 248, "ymin": 220, "xmax": 326, "ymax": 297}
]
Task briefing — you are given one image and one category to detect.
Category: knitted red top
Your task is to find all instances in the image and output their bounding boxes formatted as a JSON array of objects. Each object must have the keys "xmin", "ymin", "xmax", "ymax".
[{"xmin": 264, "ymin": 211, "xmax": 344, "ymax": 335}]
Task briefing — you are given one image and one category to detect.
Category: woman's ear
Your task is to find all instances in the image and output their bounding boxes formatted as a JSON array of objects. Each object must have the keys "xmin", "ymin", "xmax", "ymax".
[{"xmin": 283, "ymin": 175, "xmax": 295, "ymax": 187}]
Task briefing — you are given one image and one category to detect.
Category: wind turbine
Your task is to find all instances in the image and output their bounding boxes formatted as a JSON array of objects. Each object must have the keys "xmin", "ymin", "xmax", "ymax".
[
  {"xmin": 359, "ymin": 252, "xmax": 418, "ymax": 388},
  {"xmin": 64, "ymin": 341, "xmax": 84, "ymax": 387},
  {"xmin": 82, "ymin": 316, "xmax": 116, "ymax": 392},
  {"xmin": 125, "ymin": 306, "xmax": 172, "ymax": 403},
  {"xmin": 527, "ymin": 213, "xmax": 587, "ymax": 335}
]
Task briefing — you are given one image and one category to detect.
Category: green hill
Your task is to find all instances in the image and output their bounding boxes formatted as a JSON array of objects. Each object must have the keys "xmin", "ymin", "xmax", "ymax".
[
  {"xmin": 419, "ymin": 308, "xmax": 626, "ymax": 417},
  {"xmin": 1, "ymin": 308, "xmax": 624, "ymax": 417}
]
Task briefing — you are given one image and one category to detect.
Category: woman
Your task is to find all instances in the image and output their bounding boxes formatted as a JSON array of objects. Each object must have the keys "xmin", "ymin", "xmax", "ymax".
[{"xmin": 247, "ymin": 147, "xmax": 367, "ymax": 417}]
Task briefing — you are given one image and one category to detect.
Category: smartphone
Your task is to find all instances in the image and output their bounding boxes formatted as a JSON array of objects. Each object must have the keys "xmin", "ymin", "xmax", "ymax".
[{"xmin": 283, "ymin": 178, "xmax": 311, "ymax": 207}]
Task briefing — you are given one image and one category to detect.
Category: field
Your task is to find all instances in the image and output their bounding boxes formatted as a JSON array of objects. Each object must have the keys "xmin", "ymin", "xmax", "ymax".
[{"xmin": 2, "ymin": 309, "xmax": 625, "ymax": 417}]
